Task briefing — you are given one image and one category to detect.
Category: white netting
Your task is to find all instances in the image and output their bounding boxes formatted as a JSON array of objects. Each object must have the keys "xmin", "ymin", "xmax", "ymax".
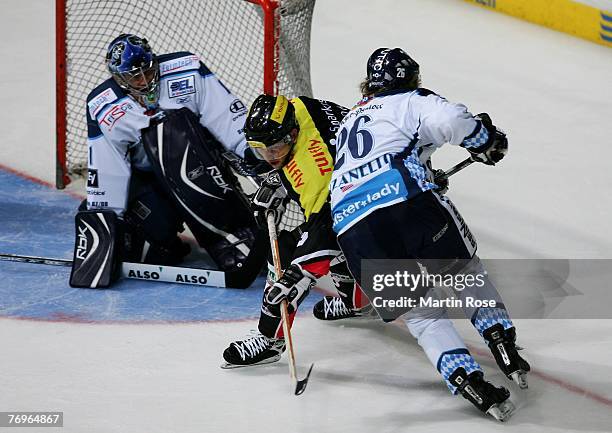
[{"xmin": 62, "ymin": 0, "xmax": 314, "ymax": 230}]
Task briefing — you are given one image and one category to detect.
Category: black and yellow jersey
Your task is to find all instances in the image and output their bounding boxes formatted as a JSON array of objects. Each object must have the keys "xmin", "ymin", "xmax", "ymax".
[{"xmin": 280, "ymin": 96, "xmax": 348, "ymax": 221}]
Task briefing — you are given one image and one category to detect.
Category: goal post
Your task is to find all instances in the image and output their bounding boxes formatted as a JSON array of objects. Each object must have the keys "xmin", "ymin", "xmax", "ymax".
[{"xmin": 55, "ymin": 0, "xmax": 315, "ymax": 189}]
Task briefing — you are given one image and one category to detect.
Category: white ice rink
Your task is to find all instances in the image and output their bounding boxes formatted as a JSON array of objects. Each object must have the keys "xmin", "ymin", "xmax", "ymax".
[{"xmin": 1, "ymin": 0, "xmax": 612, "ymax": 432}]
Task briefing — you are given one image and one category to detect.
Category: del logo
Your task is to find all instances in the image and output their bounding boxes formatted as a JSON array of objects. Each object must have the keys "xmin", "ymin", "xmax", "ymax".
[
  {"xmin": 168, "ymin": 75, "xmax": 196, "ymax": 98},
  {"xmin": 87, "ymin": 169, "xmax": 99, "ymax": 187},
  {"xmin": 176, "ymin": 273, "xmax": 209, "ymax": 284},
  {"xmin": 128, "ymin": 269, "xmax": 160, "ymax": 280}
]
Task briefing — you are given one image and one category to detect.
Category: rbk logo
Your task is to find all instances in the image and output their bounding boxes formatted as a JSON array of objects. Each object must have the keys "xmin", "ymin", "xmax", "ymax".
[
  {"xmin": 207, "ymin": 166, "xmax": 232, "ymax": 193},
  {"xmin": 76, "ymin": 225, "xmax": 89, "ymax": 260}
]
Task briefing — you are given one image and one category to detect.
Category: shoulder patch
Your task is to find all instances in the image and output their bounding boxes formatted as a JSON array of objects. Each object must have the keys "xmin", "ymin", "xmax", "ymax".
[
  {"xmin": 87, "ymin": 87, "xmax": 119, "ymax": 118},
  {"xmin": 159, "ymin": 52, "xmax": 200, "ymax": 76}
]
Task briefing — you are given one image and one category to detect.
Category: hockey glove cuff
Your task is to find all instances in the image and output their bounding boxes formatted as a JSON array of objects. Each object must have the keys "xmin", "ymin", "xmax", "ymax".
[
  {"xmin": 252, "ymin": 172, "xmax": 287, "ymax": 227},
  {"xmin": 468, "ymin": 113, "xmax": 508, "ymax": 166}
]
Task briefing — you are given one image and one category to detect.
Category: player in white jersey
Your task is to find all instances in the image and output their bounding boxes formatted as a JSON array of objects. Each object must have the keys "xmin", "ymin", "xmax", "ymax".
[
  {"xmin": 81, "ymin": 34, "xmax": 266, "ymax": 278},
  {"xmin": 329, "ymin": 48, "xmax": 530, "ymax": 421}
]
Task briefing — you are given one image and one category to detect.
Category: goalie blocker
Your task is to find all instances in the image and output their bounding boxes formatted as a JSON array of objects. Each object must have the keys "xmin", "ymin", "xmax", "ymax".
[{"xmin": 141, "ymin": 108, "xmax": 267, "ymax": 275}]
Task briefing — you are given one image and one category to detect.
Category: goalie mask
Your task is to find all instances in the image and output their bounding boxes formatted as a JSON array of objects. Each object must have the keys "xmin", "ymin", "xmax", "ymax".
[
  {"xmin": 106, "ymin": 34, "xmax": 160, "ymax": 110},
  {"xmin": 245, "ymin": 95, "xmax": 298, "ymax": 169}
]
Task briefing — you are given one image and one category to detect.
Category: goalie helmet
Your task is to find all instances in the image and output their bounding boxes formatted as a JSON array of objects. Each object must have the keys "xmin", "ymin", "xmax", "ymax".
[
  {"xmin": 105, "ymin": 34, "xmax": 160, "ymax": 109},
  {"xmin": 365, "ymin": 47, "xmax": 420, "ymax": 94},
  {"xmin": 244, "ymin": 95, "xmax": 298, "ymax": 168}
]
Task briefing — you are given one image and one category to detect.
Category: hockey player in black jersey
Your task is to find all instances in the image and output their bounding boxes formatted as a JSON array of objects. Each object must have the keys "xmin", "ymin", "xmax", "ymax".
[{"xmin": 221, "ymin": 94, "xmax": 371, "ymax": 368}]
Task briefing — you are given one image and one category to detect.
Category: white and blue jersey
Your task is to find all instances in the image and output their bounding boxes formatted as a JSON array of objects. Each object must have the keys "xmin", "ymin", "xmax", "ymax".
[
  {"xmin": 85, "ymin": 51, "xmax": 248, "ymax": 214},
  {"xmin": 330, "ymin": 88, "xmax": 490, "ymax": 235}
]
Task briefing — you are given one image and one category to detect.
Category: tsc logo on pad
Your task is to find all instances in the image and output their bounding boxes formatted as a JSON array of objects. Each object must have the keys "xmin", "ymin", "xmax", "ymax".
[{"xmin": 168, "ymin": 75, "xmax": 196, "ymax": 98}]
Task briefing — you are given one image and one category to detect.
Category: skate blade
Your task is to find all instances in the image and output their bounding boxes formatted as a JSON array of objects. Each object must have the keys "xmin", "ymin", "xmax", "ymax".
[
  {"xmin": 220, "ymin": 353, "xmax": 282, "ymax": 370},
  {"xmin": 511, "ymin": 371, "xmax": 528, "ymax": 389},
  {"xmin": 487, "ymin": 399, "xmax": 516, "ymax": 422},
  {"xmin": 321, "ymin": 313, "xmax": 374, "ymax": 322}
]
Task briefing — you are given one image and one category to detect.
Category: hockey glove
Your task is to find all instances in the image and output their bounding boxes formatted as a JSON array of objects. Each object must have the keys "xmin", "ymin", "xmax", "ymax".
[
  {"xmin": 265, "ymin": 264, "xmax": 315, "ymax": 315},
  {"xmin": 468, "ymin": 113, "xmax": 508, "ymax": 166},
  {"xmin": 432, "ymin": 169, "xmax": 449, "ymax": 195},
  {"xmin": 251, "ymin": 171, "xmax": 287, "ymax": 228}
]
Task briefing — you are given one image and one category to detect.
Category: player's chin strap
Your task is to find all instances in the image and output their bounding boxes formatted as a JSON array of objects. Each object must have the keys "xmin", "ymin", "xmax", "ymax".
[{"xmin": 266, "ymin": 211, "xmax": 314, "ymax": 396}]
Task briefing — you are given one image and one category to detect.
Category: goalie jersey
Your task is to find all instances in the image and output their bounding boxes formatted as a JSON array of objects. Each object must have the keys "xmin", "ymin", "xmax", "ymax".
[{"xmin": 85, "ymin": 52, "xmax": 249, "ymax": 214}]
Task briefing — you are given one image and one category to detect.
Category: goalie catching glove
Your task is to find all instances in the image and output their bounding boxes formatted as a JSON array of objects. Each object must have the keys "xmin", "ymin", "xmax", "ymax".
[
  {"xmin": 468, "ymin": 113, "xmax": 508, "ymax": 166},
  {"xmin": 251, "ymin": 171, "xmax": 287, "ymax": 227},
  {"xmin": 265, "ymin": 264, "xmax": 315, "ymax": 316}
]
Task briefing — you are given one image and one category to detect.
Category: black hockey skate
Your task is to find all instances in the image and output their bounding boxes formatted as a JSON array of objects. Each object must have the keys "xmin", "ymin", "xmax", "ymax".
[
  {"xmin": 221, "ymin": 331, "xmax": 285, "ymax": 369},
  {"xmin": 449, "ymin": 368, "xmax": 515, "ymax": 422},
  {"xmin": 483, "ymin": 324, "xmax": 531, "ymax": 389},
  {"xmin": 313, "ymin": 296, "xmax": 373, "ymax": 321}
]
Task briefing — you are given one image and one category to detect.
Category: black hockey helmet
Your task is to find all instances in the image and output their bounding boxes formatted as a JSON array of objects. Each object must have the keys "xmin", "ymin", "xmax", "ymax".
[
  {"xmin": 245, "ymin": 95, "xmax": 298, "ymax": 166},
  {"xmin": 365, "ymin": 47, "xmax": 420, "ymax": 93}
]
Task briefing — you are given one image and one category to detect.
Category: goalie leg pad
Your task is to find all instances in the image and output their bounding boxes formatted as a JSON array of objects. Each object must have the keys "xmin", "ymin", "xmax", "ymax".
[{"xmin": 69, "ymin": 209, "xmax": 120, "ymax": 288}]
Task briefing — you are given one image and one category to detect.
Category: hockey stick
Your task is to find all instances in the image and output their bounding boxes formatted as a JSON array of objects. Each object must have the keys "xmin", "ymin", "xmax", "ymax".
[
  {"xmin": 266, "ymin": 212, "xmax": 314, "ymax": 396},
  {"xmin": 0, "ymin": 253, "xmax": 73, "ymax": 267},
  {"xmin": 0, "ymin": 253, "xmax": 242, "ymax": 288},
  {"xmin": 435, "ymin": 157, "xmax": 476, "ymax": 182}
]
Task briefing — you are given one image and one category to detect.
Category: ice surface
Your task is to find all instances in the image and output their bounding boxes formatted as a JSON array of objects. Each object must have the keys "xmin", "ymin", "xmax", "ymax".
[{"xmin": 1, "ymin": 0, "xmax": 612, "ymax": 432}]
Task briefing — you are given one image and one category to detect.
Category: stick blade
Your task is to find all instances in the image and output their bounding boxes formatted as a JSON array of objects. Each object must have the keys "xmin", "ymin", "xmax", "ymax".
[{"xmin": 294, "ymin": 363, "xmax": 314, "ymax": 396}]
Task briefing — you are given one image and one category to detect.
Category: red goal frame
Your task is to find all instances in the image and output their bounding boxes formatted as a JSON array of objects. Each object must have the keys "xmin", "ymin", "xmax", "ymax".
[{"xmin": 55, "ymin": 0, "xmax": 283, "ymax": 189}]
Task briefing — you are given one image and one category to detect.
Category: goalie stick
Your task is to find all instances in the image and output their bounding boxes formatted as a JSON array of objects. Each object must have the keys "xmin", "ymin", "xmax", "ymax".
[{"xmin": 0, "ymin": 253, "xmax": 248, "ymax": 288}]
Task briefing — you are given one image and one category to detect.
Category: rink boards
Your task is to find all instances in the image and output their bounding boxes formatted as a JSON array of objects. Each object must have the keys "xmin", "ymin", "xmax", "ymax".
[{"xmin": 464, "ymin": 0, "xmax": 612, "ymax": 46}]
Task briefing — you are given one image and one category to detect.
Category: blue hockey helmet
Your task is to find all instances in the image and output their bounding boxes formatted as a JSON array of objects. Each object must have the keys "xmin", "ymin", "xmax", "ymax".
[
  {"xmin": 105, "ymin": 34, "xmax": 159, "ymax": 108},
  {"xmin": 364, "ymin": 47, "xmax": 420, "ymax": 94}
]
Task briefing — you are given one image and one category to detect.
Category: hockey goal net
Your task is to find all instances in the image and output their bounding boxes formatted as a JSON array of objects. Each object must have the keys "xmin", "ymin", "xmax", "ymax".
[{"xmin": 56, "ymin": 0, "xmax": 315, "ymax": 230}]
